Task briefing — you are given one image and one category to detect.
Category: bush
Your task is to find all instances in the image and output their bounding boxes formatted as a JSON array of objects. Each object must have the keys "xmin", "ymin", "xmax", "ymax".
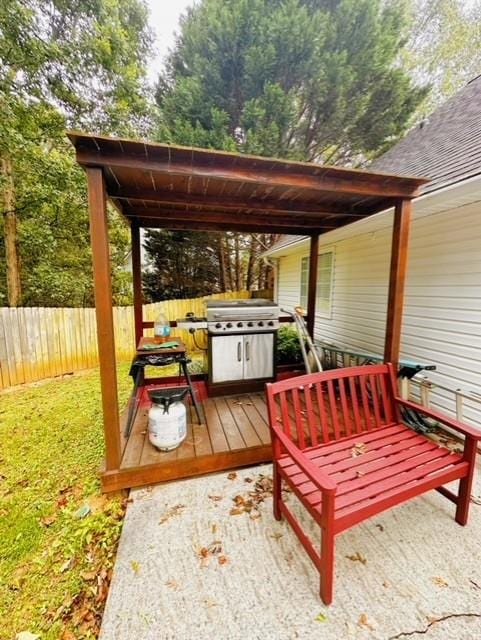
[{"xmin": 276, "ymin": 326, "xmax": 303, "ymax": 364}]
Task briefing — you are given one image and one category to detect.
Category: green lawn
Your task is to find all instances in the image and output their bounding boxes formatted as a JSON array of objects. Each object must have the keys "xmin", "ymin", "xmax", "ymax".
[{"xmin": 0, "ymin": 364, "xmax": 133, "ymax": 640}]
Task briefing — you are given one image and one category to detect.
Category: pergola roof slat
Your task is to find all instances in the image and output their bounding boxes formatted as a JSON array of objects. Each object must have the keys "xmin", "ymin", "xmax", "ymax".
[{"xmin": 67, "ymin": 131, "xmax": 429, "ymax": 233}]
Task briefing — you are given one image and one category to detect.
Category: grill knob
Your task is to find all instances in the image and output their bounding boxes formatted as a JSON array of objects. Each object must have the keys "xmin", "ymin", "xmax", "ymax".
[
  {"xmin": 268, "ymin": 321, "xmax": 274, "ymax": 326},
  {"xmin": 226, "ymin": 322, "xmax": 233, "ymax": 328},
  {"xmin": 247, "ymin": 321, "xmax": 254, "ymax": 327},
  {"xmin": 237, "ymin": 322, "xmax": 243, "ymax": 328},
  {"xmin": 215, "ymin": 322, "xmax": 222, "ymax": 329},
  {"xmin": 258, "ymin": 321, "xmax": 264, "ymax": 327}
]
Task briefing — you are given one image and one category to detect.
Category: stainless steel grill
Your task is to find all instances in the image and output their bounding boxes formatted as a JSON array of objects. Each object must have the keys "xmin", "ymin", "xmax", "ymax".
[{"xmin": 206, "ymin": 299, "xmax": 280, "ymax": 334}]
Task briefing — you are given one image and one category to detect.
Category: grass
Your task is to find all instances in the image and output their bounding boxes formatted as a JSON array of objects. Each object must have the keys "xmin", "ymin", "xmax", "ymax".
[
  {"xmin": 0, "ymin": 352, "xmax": 207, "ymax": 639},
  {"xmin": 0, "ymin": 363, "xmax": 132, "ymax": 639}
]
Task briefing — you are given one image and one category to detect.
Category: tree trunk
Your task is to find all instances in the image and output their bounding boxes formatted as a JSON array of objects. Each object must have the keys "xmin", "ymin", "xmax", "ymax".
[
  {"xmin": 234, "ymin": 234, "xmax": 240, "ymax": 290},
  {"xmin": 2, "ymin": 155, "xmax": 21, "ymax": 306},
  {"xmin": 217, "ymin": 233, "xmax": 228, "ymax": 291},
  {"xmin": 246, "ymin": 234, "xmax": 257, "ymax": 290}
]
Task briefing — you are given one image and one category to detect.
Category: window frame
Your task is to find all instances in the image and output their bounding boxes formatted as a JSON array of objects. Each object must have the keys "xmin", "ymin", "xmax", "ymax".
[{"xmin": 299, "ymin": 248, "xmax": 335, "ymax": 319}]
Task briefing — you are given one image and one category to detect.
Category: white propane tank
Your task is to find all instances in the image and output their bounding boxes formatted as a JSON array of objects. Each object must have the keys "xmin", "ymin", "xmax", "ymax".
[{"xmin": 148, "ymin": 389, "xmax": 188, "ymax": 451}]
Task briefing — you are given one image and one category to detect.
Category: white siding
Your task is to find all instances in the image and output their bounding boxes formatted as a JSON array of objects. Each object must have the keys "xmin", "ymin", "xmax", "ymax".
[{"xmin": 276, "ymin": 201, "xmax": 481, "ymax": 427}]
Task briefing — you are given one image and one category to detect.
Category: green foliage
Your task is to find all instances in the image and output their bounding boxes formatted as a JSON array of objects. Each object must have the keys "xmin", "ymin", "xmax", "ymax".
[
  {"xmin": 406, "ymin": 0, "xmax": 481, "ymax": 115},
  {"xmin": 142, "ymin": 230, "xmax": 222, "ymax": 301},
  {"xmin": 0, "ymin": 365, "xmax": 132, "ymax": 638},
  {"xmin": 0, "ymin": 0, "xmax": 153, "ymax": 306},
  {"xmin": 155, "ymin": 0, "xmax": 428, "ymax": 163},
  {"xmin": 276, "ymin": 325, "xmax": 303, "ymax": 364}
]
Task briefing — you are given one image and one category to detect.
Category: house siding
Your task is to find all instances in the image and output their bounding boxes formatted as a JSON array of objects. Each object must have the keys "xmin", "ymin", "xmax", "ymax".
[{"xmin": 276, "ymin": 202, "xmax": 481, "ymax": 427}]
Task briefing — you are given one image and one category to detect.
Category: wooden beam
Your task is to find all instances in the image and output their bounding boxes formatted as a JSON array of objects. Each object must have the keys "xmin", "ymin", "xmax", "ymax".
[
  {"xmin": 86, "ymin": 167, "xmax": 121, "ymax": 471},
  {"xmin": 307, "ymin": 234, "xmax": 319, "ymax": 337},
  {"xmin": 384, "ymin": 199, "xmax": 412, "ymax": 365},
  {"xmin": 131, "ymin": 224, "xmax": 143, "ymax": 346},
  {"xmin": 76, "ymin": 149, "xmax": 424, "ymax": 199},
  {"xmin": 110, "ymin": 187, "xmax": 368, "ymax": 217},
  {"xmin": 130, "ymin": 217, "xmax": 325, "ymax": 235},
  {"xmin": 123, "ymin": 207, "xmax": 337, "ymax": 231}
]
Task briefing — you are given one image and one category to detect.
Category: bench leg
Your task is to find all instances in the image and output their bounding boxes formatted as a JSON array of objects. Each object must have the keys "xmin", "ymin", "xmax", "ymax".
[
  {"xmin": 455, "ymin": 437, "xmax": 477, "ymax": 526},
  {"xmin": 273, "ymin": 463, "xmax": 282, "ymax": 521},
  {"xmin": 320, "ymin": 527, "xmax": 334, "ymax": 605}
]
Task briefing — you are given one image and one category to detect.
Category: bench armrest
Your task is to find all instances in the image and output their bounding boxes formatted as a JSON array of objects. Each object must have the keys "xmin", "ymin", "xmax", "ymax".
[
  {"xmin": 271, "ymin": 425, "xmax": 337, "ymax": 494},
  {"xmin": 395, "ymin": 397, "xmax": 481, "ymax": 440}
]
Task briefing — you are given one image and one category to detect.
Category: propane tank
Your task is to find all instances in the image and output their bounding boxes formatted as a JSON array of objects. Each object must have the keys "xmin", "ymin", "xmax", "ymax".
[{"xmin": 148, "ymin": 388, "xmax": 188, "ymax": 451}]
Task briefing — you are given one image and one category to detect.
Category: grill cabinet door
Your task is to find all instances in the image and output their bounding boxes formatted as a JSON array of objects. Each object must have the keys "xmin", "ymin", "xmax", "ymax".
[
  {"xmin": 211, "ymin": 335, "xmax": 244, "ymax": 383},
  {"xmin": 243, "ymin": 333, "xmax": 274, "ymax": 380}
]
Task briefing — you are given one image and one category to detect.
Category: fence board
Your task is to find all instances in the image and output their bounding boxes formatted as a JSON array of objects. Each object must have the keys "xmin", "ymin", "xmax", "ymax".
[{"xmin": 0, "ymin": 290, "xmax": 250, "ymax": 389}]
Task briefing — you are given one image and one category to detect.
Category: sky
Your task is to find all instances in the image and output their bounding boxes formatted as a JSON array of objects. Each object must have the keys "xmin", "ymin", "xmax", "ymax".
[{"xmin": 145, "ymin": 0, "xmax": 197, "ymax": 81}]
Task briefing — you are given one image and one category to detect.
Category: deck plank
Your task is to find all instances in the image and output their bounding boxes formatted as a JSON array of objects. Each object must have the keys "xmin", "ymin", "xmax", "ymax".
[
  {"xmin": 226, "ymin": 396, "xmax": 263, "ymax": 448},
  {"xmin": 212, "ymin": 396, "xmax": 246, "ymax": 450},
  {"xmin": 202, "ymin": 398, "xmax": 230, "ymax": 453}
]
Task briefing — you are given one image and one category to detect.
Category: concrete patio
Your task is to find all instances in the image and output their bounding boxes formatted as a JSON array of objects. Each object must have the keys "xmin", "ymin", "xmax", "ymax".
[{"xmin": 100, "ymin": 463, "xmax": 481, "ymax": 640}]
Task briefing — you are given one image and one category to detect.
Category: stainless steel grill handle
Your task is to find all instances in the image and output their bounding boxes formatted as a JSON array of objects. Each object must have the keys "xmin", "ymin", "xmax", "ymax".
[
  {"xmin": 246, "ymin": 340, "xmax": 250, "ymax": 361},
  {"xmin": 237, "ymin": 341, "xmax": 242, "ymax": 361}
]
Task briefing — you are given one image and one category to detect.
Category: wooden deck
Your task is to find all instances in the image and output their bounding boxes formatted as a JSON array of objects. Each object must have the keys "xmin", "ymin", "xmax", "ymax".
[{"xmin": 102, "ymin": 384, "xmax": 273, "ymax": 492}]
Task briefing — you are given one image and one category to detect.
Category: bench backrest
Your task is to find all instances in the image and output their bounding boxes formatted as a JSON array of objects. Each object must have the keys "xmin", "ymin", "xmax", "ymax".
[{"xmin": 266, "ymin": 363, "xmax": 400, "ymax": 449}]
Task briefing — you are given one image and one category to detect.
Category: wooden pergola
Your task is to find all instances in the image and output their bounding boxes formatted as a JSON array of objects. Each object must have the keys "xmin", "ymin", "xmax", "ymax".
[{"xmin": 68, "ymin": 131, "xmax": 428, "ymax": 491}]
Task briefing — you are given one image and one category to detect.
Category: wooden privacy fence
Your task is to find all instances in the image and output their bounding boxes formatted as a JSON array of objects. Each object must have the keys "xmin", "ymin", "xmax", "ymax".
[{"xmin": 0, "ymin": 291, "xmax": 250, "ymax": 389}]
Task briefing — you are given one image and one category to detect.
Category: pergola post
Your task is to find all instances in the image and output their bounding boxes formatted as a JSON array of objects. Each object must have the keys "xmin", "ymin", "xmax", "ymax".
[
  {"xmin": 384, "ymin": 198, "xmax": 412, "ymax": 365},
  {"xmin": 86, "ymin": 167, "xmax": 121, "ymax": 471},
  {"xmin": 307, "ymin": 234, "xmax": 319, "ymax": 337},
  {"xmin": 131, "ymin": 223, "xmax": 143, "ymax": 346}
]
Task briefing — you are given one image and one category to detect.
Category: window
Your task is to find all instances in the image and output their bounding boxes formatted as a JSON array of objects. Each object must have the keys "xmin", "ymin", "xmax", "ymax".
[{"xmin": 299, "ymin": 250, "xmax": 334, "ymax": 316}]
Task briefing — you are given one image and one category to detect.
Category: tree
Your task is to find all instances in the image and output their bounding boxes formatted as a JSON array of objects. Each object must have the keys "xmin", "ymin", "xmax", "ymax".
[
  {"xmin": 0, "ymin": 0, "xmax": 152, "ymax": 306},
  {"xmin": 146, "ymin": 0, "xmax": 427, "ymax": 299},
  {"xmin": 156, "ymin": 0, "xmax": 428, "ymax": 164},
  {"xmin": 406, "ymin": 0, "xmax": 481, "ymax": 116},
  {"xmin": 142, "ymin": 230, "xmax": 222, "ymax": 301}
]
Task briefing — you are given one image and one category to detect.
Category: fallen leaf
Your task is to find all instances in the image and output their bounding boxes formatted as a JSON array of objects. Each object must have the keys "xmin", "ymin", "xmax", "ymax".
[
  {"xmin": 203, "ymin": 598, "xmax": 218, "ymax": 608},
  {"xmin": 165, "ymin": 579, "xmax": 180, "ymax": 590},
  {"xmin": 56, "ymin": 495, "xmax": 68, "ymax": 509},
  {"xmin": 159, "ymin": 504, "xmax": 185, "ymax": 524},
  {"xmin": 314, "ymin": 612, "xmax": 328, "ymax": 622},
  {"xmin": 87, "ymin": 495, "xmax": 109, "ymax": 513},
  {"xmin": 227, "ymin": 472, "xmax": 237, "ymax": 480},
  {"xmin": 229, "ymin": 508, "xmax": 243, "ymax": 516},
  {"xmin": 244, "ymin": 477, "xmax": 253, "ymax": 483},
  {"xmin": 346, "ymin": 551, "xmax": 367, "ymax": 565},
  {"xmin": 270, "ymin": 532, "xmax": 284, "ymax": 541},
  {"xmin": 40, "ymin": 515, "xmax": 56, "ymax": 527},
  {"xmin": 432, "ymin": 576, "xmax": 448, "ymax": 587},
  {"xmin": 471, "ymin": 495, "xmax": 481, "ymax": 505},
  {"xmin": 358, "ymin": 613, "xmax": 374, "ymax": 630},
  {"xmin": 382, "ymin": 580, "xmax": 390, "ymax": 588},
  {"xmin": 375, "ymin": 523, "xmax": 385, "ymax": 532},
  {"xmin": 59, "ymin": 557, "xmax": 75, "ymax": 573},
  {"xmin": 60, "ymin": 631, "xmax": 76, "ymax": 640},
  {"xmin": 351, "ymin": 442, "xmax": 367, "ymax": 457},
  {"xmin": 208, "ymin": 495, "xmax": 223, "ymax": 502},
  {"xmin": 16, "ymin": 633, "xmax": 40, "ymax": 640},
  {"xmin": 211, "ymin": 523, "xmax": 218, "ymax": 534},
  {"xmin": 81, "ymin": 571, "xmax": 97, "ymax": 581},
  {"xmin": 218, "ymin": 555, "xmax": 228, "ymax": 565},
  {"xmin": 356, "ymin": 470, "xmax": 366, "ymax": 477},
  {"xmin": 130, "ymin": 561, "xmax": 141, "ymax": 574}
]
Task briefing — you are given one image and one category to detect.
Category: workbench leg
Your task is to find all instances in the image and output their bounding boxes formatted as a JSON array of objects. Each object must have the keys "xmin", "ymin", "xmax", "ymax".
[{"xmin": 181, "ymin": 359, "xmax": 202, "ymax": 424}]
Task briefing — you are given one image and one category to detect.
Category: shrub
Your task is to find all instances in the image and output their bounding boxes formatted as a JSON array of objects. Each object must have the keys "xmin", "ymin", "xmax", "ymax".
[{"xmin": 276, "ymin": 326, "xmax": 303, "ymax": 364}]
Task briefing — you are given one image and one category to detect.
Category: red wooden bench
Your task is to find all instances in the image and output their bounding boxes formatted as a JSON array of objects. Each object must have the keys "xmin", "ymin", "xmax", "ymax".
[{"xmin": 266, "ymin": 363, "xmax": 480, "ymax": 604}]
